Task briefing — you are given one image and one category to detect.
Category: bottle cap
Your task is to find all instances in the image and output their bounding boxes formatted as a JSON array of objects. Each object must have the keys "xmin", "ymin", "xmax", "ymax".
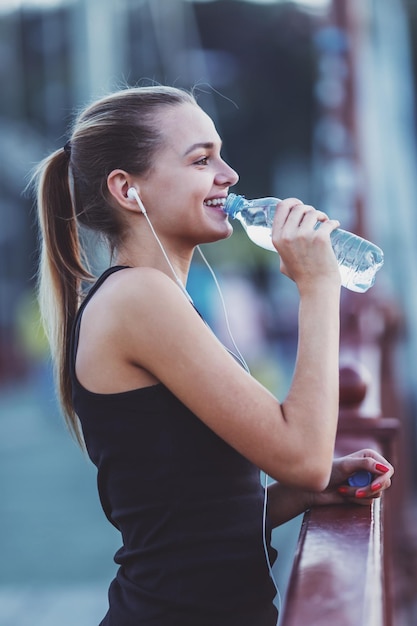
[
  {"xmin": 224, "ymin": 193, "xmax": 241, "ymax": 217},
  {"xmin": 347, "ymin": 470, "xmax": 373, "ymax": 487}
]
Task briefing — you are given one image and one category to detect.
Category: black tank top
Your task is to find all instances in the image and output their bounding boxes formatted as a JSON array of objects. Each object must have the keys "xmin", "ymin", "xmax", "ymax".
[{"xmin": 70, "ymin": 266, "xmax": 277, "ymax": 626}]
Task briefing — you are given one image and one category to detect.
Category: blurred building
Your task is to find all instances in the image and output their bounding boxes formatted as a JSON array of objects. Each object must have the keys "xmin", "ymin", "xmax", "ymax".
[
  {"xmin": 0, "ymin": 0, "xmax": 322, "ymax": 384},
  {"xmin": 1, "ymin": 0, "xmax": 417, "ymax": 623},
  {"xmin": 2, "ymin": 0, "xmax": 417, "ymax": 463}
]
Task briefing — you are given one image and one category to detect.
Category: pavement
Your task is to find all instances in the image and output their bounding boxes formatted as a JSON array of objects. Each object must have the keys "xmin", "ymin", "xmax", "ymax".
[{"xmin": 0, "ymin": 365, "xmax": 120, "ymax": 626}]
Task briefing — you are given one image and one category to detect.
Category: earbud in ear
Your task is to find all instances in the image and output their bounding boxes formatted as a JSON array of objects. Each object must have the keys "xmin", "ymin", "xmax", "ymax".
[
  {"xmin": 127, "ymin": 187, "xmax": 147, "ymax": 214},
  {"xmin": 127, "ymin": 187, "xmax": 138, "ymax": 201}
]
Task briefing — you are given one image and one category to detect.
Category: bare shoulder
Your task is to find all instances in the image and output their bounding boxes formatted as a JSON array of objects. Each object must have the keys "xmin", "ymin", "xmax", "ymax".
[
  {"xmin": 113, "ymin": 267, "xmax": 204, "ymax": 342},
  {"xmin": 82, "ymin": 266, "xmax": 202, "ymax": 350},
  {"xmin": 88, "ymin": 266, "xmax": 188, "ymax": 317},
  {"xmin": 76, "ymin": 267, "xmax": 198, "ymax": 391}
]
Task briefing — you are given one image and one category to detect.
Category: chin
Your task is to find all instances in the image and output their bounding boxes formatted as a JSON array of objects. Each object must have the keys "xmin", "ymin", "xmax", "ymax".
[{"xmin": 204, "ymin": 224, "xmax": 233, "ymax": 244}]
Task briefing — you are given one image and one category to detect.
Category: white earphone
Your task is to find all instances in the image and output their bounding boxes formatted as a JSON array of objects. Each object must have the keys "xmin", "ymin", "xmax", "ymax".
[{"xmin": 127, "ymin": 187, "xmax": 147, "ymax": 214}]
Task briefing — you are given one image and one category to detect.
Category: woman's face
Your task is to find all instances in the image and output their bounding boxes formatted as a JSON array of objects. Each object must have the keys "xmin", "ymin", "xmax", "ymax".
[{"xmin": 135, "ymin": 102, "xmax": 239, "ymax": 247}]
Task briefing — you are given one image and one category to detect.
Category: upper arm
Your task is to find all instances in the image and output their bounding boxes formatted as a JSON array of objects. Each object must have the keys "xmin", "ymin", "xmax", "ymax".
[{"xmin": 114, "ymin": 268, "xmax": 304, "ymax": 483}]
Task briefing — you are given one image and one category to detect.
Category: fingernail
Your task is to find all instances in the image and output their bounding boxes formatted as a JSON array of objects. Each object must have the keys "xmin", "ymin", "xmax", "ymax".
[
  {"xmin": 375, "ymin": 463, "xmax": 390, "ymax": 473},
  {"xmin": 338, "ymin": 486, "xmax": 349, "ymax": 494},
  {"xmin": 371, "ymin": 482, "xmax": 382, "ymax": 492},
  {"xmin": 356, "ymin": 489, "xmax": 367, "ymax": 498}
]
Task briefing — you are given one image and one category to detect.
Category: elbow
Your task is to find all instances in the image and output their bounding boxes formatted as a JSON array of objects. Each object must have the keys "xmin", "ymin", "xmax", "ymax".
[
  {"xmin": 304, "ymin": 468, "xmax": 331, "ymax": 493},
  {"xmin": 291, "ymin": 456, "xmax": 333, "ymax": 493},
  {"xmin": 306, "ymin": 457, "xmax": 333, "ymax": 492}
]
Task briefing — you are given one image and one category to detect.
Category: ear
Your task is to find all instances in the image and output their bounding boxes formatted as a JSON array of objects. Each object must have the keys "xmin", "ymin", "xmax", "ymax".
[{"xmin": 107, "ymin": 169, "xmax": 141, "ymax": 213}]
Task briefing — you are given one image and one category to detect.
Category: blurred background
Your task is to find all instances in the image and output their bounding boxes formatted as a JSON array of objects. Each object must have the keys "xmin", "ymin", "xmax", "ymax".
[{"xmin": 1, "ymin": 0, "xmax": 417, "ymax": 624}]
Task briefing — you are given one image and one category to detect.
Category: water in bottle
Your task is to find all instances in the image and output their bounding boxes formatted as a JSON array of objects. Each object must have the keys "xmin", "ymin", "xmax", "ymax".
[{"xmin": 223, "ymin": 193, "xmax": 384, "ymax": 293}]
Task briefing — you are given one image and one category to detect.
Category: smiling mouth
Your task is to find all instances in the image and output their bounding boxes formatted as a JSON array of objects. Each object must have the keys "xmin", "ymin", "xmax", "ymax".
[{"xmin": 204, "ymin": 198, "xmax": 226, "ymax": 210}]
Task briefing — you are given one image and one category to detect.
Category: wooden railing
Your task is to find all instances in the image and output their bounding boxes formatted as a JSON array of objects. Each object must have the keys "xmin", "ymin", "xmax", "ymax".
[
  {"xmin": 282, "ymin": 499, "xmax": 387, "ymax": 626},
  {"xmin": 280, "ymin": 419, "xmax": 399, "ymax": 626},
  {"xmin": 280, "ymin": 294, "xmax": 401, "ymax": 626}
]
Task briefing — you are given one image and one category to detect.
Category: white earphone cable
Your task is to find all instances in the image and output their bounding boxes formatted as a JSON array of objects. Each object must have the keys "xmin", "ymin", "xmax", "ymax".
[
  {"xmin": 127, "ymin": 189, "xmax": 280, "ymax": 608},
  {"xmin": 196, "ymin": 245, "xmax": 250, "ymax": 373},
  {"xmin": 197, "ymin": 245, "xmax": 281, "ymax": 609},
  {"xmin": 262, "ymin": 473, "xmax": 282, "ymax": 612},
  {"xmin": 127, "ymin": 188, "xmax": 193, "ymax": 304}
]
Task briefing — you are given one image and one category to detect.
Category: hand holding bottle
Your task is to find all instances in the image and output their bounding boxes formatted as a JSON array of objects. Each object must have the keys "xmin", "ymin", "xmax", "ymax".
[
  {"xmin": 269, "ymin": 198, "xmax": 341, "ymax": 290},
  {"xmin": 223, "ymin": 193, "xmax": 384, "ymax": 292}
]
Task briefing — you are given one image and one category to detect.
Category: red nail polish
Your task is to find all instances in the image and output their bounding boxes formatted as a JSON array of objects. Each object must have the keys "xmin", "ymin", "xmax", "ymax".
[
  {"xmin": 338, "ymin": 486, "xmax": 349, "ymax": 494},
  {"xmin": 375, "ymin": 463, "xmax": 389, "ymax": 473},
  {"xmin": 356, "ymin": 489, "xmax": 367, "ymax": 498},
  {"xmin": 371, "ymin": 482, "xmax": 382, "ymax": 492}
]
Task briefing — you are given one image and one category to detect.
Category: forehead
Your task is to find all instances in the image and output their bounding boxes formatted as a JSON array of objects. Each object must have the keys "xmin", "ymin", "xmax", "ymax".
[{"xmin": 156, "ymin": 103, "xmax": 221, "ymax": 152}]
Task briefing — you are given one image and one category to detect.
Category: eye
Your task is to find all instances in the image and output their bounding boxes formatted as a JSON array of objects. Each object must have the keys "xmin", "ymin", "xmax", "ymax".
[{"xmin": 195, "ymin": 156, "xmax": 209, "ymax": 166}]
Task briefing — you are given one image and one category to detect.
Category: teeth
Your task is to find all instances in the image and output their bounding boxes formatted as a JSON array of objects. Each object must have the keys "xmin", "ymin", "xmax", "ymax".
[{"xmin": 205, "ymin": 198, "xmax": 225, "ymax": 207}]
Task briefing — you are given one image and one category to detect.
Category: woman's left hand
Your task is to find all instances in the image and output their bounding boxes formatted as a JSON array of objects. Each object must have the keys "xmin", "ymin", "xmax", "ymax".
[{"xmin": 312, "ymin": 448, "xmax": 394, "ymax": 507}]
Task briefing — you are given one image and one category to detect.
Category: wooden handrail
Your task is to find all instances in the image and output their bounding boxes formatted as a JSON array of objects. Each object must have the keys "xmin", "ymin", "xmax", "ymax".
[
  {"xmin": 280, "ymin": 409, "xmax": 399, "ymax": 625},
  {"xmin": 281, "ymin": 500, "xmax": 386, "ymax": 626},
  {"xmin": 279, "ymin": 331, "xmax": 400, "ymax": 626},
  {"xmin": 279, "ymin": 423, "xmax": 398, "ymax": 626}
]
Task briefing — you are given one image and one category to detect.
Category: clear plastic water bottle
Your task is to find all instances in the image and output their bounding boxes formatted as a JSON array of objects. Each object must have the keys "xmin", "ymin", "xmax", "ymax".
[{"xmin": 224, "ymin": 193, "xmax": 384, "ymax": 293}]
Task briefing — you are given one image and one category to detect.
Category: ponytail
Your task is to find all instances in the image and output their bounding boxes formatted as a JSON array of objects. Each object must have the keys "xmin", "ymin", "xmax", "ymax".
[
  {"xmin": 33, "ymin": 85, "xmax": 197, "ymax": 446},
  {"xmin": 34, "ymin": 147, "xmax": 93, "ymax": 445}
]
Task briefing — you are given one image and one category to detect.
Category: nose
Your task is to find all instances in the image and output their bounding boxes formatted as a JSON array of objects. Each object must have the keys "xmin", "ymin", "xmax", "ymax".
[{"xmin": 216, "ymin": 160, "xmax": 239, "ymax": 187}]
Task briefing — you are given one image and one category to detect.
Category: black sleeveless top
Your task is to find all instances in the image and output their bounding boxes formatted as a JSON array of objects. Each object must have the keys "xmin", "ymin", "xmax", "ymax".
[{"xmin": 70, "ymin": 267, "xmax": 278, "ymax": 625}]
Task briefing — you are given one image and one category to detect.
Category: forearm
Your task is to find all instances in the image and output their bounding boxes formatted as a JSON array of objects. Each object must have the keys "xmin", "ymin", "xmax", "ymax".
[
  {"xmin": 281, "ymin": 283, "xmax": 340, "ymax": 484},
  {"xmin": 288, "ymin": 283, "xmax": 340, "ymax": 423},
  {"xmin": 267, "ymin": 480, "xmax": 314, "ymax": 528}
]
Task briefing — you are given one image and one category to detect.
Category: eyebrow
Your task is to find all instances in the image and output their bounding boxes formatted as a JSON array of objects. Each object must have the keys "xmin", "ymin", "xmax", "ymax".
[{"xmin": 183, "ymin": 141, "xmax": 220, "ymax": 156}]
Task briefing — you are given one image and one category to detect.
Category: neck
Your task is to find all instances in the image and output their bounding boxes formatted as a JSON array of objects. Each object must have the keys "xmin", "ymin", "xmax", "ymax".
[{"xmin": 115, "ymin": 235, "xmax": 194, "ymax": 291}]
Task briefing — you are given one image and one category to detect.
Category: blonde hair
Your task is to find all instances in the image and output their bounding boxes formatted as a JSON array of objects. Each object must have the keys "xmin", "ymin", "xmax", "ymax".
[{"xmin": 33, "ymin": 85, "xmax": 197, "ymax": 444}]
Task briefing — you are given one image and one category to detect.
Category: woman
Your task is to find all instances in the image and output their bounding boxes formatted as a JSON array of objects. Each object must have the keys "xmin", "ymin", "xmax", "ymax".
[{"xmin": 34, "ymin": 85, "xmax": 393, "ymax": 625}]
